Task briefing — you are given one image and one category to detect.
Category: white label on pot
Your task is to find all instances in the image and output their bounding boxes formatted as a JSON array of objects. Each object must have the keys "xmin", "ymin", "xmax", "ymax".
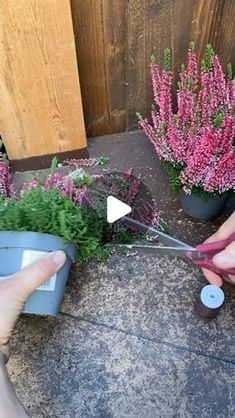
[{"xmin": 21, "ymin": 250, "xmax": 57, "ymax": 291}]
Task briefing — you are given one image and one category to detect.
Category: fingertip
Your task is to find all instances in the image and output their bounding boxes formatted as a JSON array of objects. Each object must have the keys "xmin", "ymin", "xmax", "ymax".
[
  {"xmin": 213, "ymin": 253, "xmax": 232, "ymax": 270},
  {"xmin": 203, "ymin": 233, "xmax": 218, "ymax": 244},
  {"xmin": 51, "ymin": 251, "xmax": 67, "ymax": 268},
  {"xmin": 11, "ymin": 250, "xmax": 67, "ymax": 299},
  {"xmin": 202, "ymin": 268, "xmax": 223, "ymax": 287}
]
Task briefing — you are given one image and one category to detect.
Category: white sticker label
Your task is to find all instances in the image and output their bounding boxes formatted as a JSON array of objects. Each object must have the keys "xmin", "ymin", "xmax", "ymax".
[{"xmin": 21, "ymin": 250, "xmax": 57, "ymax": 291}]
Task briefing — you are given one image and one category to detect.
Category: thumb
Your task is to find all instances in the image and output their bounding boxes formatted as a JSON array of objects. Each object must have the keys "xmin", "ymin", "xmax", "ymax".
[
  {"xmin": 213, "ymin": 241, "xmax": 235, "ymax": 270},
  {"xmin": 9, "ymin": 251, "xmax": 67, "ymax": 300}
]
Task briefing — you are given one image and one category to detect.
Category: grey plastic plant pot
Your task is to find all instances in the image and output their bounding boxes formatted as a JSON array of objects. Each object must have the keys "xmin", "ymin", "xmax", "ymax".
[
  {"xmin": 179, "ymin": 189, "xmax": 228, "ymax": 220},
  {"xmin": 0, "ymin": 231, "xmax": 78, "ymax": 316}
]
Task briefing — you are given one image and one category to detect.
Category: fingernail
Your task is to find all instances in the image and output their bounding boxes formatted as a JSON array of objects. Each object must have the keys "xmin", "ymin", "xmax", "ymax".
[
  {"xmin": 214, "ymin": 253, "xmax": 231, "ymax": 267},
  {"xmin": 52, "ymin": 251, "xmax": 67, "ymax": 266}
]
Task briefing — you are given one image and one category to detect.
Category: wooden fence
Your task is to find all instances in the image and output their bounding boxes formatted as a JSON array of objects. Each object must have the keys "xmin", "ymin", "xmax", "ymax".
[
  {"xmin": 0, "ymin": 0, "xmax": 87, "ymax": 168},
  {"xmin": 71, "ymin": 0, "xmax": 235, "ymax": 137}
]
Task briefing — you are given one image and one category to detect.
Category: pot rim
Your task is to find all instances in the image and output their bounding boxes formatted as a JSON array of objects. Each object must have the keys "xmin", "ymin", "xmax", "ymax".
[{"xmin": 0, "ymin": 230, "xmax": 78, "ymax": 262}]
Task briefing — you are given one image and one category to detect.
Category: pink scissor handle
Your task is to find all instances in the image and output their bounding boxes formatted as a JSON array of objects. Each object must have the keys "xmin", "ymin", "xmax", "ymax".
[
  {"xmin": 192, "ymin": 231, "xmax": 235, "ymax": 276},
  {"xmin": 196, "ymin": 232, "xmax": 235, "ymax": 256},
  {"xmin": 192, "ymin": 258, "xmax": 235, "ymax": 276}
]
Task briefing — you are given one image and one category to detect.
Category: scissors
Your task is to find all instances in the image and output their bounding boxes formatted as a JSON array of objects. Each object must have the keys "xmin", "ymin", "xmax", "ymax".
[{"xmin": 113, "ymin": 217, "xmax": 235, "ymax": 279}]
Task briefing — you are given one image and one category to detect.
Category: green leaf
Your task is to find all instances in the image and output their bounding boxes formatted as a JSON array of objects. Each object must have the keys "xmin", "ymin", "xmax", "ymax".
[
  {"xmin": 185, "ymin": 76, "xmax": 193, "ymax": 90},
  {"xmin": 69, "ymin": 169, "xmax": 94, "ymax": 186},
  {"xmin": 2, "ymin": 153, "xmax": 8, "ymax": 162},
  {"xmin": 163, "ymin": 48, "xmax": 171, "ymax": 71},
  {"xmin": 50, "ymin": 157, "xmax": 59, "ymax": 174},
  {"xmin": 96, "ymin": 156, "xmax": 110, "ymax": 165},
  {"xmin": 161, "ymin": 160, "xmax": 182, "ymax": 192},
  {"xmin": 213, "ymin": 112, "xmax": 224, "ymax": 129},
  {"xmin": 136, "ymin": 112, "xmax": 144, "ymax": 121},
  {"xmin": 173, "ymin": 114, "xmax": 178, "ymax": 125},
  {"xmin": 227, "ymin": 63, "xmax": 233, "ymax": 80},
  {"xmin": 189, "ymin": 41, "xmax": 195, "ymax": 51},
  {"xmin": 201, "ymin": 44, "xmax": 214, "ymax": 71}
]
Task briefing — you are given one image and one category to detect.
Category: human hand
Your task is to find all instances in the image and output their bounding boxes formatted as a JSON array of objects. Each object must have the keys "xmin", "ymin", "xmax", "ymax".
[
  {"xmin": 203, "ymin": 211, "xmax": 235, "ymax": 287},
  {"xmin": 0, "ymin": 251, "xmax": 66, "ymax": 346}
]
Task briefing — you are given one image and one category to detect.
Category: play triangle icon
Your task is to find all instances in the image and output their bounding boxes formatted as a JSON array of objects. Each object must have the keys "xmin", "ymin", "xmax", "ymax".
[{"xmin": 107, "ymin": 196, "xmax": 132, "ymax": 223}]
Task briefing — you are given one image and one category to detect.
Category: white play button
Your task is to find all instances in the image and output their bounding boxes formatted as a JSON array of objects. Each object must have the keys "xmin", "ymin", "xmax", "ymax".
[{"xmin": 107, "ymin": 196, "xmax": 132, "ymax": 223}]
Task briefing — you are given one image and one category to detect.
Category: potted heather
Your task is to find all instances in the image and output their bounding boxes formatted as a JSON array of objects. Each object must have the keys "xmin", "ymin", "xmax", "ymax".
[
  {"xmin": 0, "ymin": 186, "xmax": 103, "ymax": 315},
  {"xmin": 0, "ymin": 161, "xmax": 162, "ymax": 315},
  {"xmin": 0, "ymin": 164, "xmax": 115, "ymax": 315},
  {"xmin": 138, "ymin": 43, "xmax": 235, "ymax": 219}
]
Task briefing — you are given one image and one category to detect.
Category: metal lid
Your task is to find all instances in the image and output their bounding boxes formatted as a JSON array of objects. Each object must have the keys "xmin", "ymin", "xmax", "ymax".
[{"xmin": 200, "ymin": 285, "xmax": 225, "ymax": 309}]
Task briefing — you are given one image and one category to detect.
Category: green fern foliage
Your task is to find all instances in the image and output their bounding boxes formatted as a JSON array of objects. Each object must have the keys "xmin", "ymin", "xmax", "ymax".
[{"xmin": 0, "ymin": 187, "xmax": 111, "ymax": 261}]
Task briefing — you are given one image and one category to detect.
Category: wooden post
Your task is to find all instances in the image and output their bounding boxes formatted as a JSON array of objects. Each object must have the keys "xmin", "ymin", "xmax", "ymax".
[{"xmin": 0, "ymin": 0, "xmax": 87, "ymax": 170}]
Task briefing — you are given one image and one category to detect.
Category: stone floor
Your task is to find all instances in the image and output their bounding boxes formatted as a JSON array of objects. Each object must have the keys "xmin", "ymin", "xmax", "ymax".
[{"xmin": 9, "ymin": 131, "xmax": 235, "ymax": 418}]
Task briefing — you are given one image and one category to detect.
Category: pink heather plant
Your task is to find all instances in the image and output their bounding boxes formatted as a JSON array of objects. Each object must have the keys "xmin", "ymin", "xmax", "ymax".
[
  {"xmin": 20, "ymin": 168, "xmax": 161, "ymax": 229},
  {"xmin": 0, "ymin": 156, "xmax": 11, "ymax": 198},
  {"xmin": 0, "ymin": 149, "xmax": 166, "ymax": 240},
  {"xmin": 63, "ymin": 156, "xmax": 110, "ymax": 168},
  {"xmin": 139, "ymin": 44, "xmax": 235, "ymax": 195}
]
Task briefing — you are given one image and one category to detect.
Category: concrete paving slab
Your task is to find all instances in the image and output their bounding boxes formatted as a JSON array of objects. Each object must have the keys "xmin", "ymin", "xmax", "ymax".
[
  {"xmin": 63, "ymin": 253, "xmax": 235, "ymax": 361},
  {"xmin": 9, "ymin": 316, "xmax": 235, "ymax": 418}
]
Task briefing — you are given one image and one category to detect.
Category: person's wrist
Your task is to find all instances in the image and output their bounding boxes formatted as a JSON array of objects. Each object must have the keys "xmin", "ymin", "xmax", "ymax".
[{"xmin": 0, "ymin": 338, "xmax": 10, "ymax": 364}]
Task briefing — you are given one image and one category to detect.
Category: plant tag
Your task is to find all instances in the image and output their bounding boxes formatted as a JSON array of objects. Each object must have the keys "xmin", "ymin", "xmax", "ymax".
[{"xmin": 21, "ymin": 250, "xmax": 57, "ymax": 291}]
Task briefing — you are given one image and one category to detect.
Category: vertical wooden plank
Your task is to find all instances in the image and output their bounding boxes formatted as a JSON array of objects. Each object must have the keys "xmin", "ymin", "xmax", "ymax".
[
  {"xmin": 71, "ymin": 0, "xmax": 108, "ymax": 137},
  {"xmin": 191, "ymin": 0, "xmax": 235, "ymax": 68},
  {"xmin": 0, "ymin": 0, "xmax": 86, "ymax": 162},
  {"xmin": 101, "ymin": 0, "xmax": 127, "ymax": 134},
  {"xmin": 126, "ymin": 0, "xmax": 147, "ymax": 130},
  {"xmin": 126, "ymin": 0, "xmax": 197, "ymax": 128},
  {"xmin": 71, "ymin": 0, "xmax": 126, "ymax": 137},
  {"xmin": 210, "ymin": 0, "xmax": 235, "ymax": 66},
  {"xmin": 190, "ymin": 0, "xmax": 219, "ymax": 61},
  {"xmin": 144, "ymin": 0, "xmax": 175, "ymax": 113}
]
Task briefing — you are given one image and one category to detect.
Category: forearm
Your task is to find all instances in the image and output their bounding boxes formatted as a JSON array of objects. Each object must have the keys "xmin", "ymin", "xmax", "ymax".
[
  {"xmin": 0, "ymin": 353, "xmax": 29, "ymax": 418},
  {"xmin": 0, "ymin": 252, "xmax": 66, "ymax": 418}
]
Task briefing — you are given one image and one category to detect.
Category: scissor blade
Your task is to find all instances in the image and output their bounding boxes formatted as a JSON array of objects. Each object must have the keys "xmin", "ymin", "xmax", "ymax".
[
  {"xmin": 113, "ymin": 244, "xmax": 202, "ymax": 260},
  {"xmin": 123, "ymin": 216, "xmax": 192, "ymax": 249}
]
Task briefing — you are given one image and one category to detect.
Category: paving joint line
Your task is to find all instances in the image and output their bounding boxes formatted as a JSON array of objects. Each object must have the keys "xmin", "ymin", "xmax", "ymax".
[{"xmin": 59, "ymin": 311, "xmax": 235, "ymax": 366}]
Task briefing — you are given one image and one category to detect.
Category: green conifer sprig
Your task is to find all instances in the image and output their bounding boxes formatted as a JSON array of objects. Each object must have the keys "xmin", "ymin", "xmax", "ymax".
[{"xmin": 0, "ymin": 187, "xmax": 110, "ymax": 261}]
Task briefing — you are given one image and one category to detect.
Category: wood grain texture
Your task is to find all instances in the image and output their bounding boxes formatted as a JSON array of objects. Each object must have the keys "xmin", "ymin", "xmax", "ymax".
[
  {"xmin": 191, "ymin": 0, "xmax": 235, "ymax": 64},
  {"xmin": 71, "ymin": 0, "xmax": 235, "ymax": 135},
  {"xmin": 71, "ymin": 0, "xmax": 126, "ymax": 137},
  {"xmin": 0, "ymin": 0, "xmax": 86, "ymax": 160}
]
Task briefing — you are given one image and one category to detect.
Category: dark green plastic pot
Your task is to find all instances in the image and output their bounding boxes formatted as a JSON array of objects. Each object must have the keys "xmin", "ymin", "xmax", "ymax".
[
  {"xmin": 0, "ymin": 231, "xmax": 78, "ymax": 316},
  {"xmin": 179, "ymin": 189, "xmax": 228, "ymax": 220}
]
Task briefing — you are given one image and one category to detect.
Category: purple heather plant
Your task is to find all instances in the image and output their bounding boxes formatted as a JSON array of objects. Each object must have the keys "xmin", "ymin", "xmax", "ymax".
[
  {"xmin": 14, "ymin": 165, "xmax": 165, "ymax": 236},
  {"xmin": 138, "ymin": 43, "xmax": 235, "ymax": 195},
  {"xmin": 0, "ymin": 156, "xmax": 11, "ymax": 198}
]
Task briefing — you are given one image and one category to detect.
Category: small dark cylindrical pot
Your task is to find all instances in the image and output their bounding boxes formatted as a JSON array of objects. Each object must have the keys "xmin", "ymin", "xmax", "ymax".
[
  {"xmin": 179, "ymin": 188, "xmax": 227, "ymax": 220},
  {"xmin": 0, "ymin": 231, "xmax": 78, "ymax": 316},
  {"xmin": 194, "ymin": 285, "xmax": 225, "ymax": 321}
]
